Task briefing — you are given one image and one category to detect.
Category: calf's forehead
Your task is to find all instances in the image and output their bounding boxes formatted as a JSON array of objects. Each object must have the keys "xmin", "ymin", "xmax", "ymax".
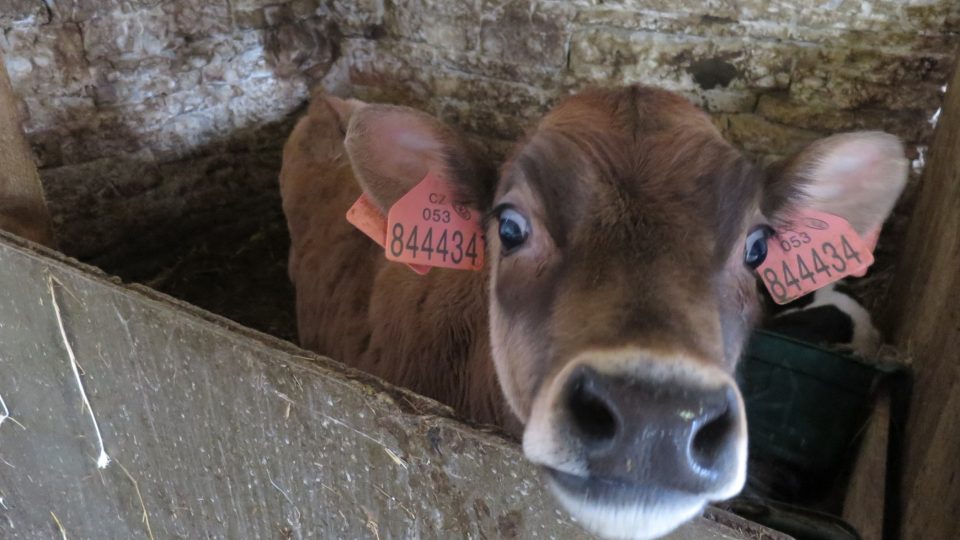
[{"xmin": 502, "ymin": 116, "xmax": 762, "ymax": 264}]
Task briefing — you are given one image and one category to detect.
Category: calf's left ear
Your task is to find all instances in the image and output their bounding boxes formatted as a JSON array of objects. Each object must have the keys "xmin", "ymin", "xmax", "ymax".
[
  {"xmin": 765, "ymin": 131, "xmax": 909, "ymax": 238},
  {"xmin": 343, "ymin": 103, "xmax": 490, "ymax": 214}
]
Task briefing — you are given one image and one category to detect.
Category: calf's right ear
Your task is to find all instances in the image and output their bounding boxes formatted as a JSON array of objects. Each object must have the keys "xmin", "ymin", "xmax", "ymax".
[
  {"xmin": 340, "ymin": 102, "xmax": 488, "ymax": 214},
  {"xmin": 317, "ymin": 95, "xmax": 366, "ymax": 133},
  {"xmin": 764, "ymin": 131, "xmax": 909, "ymax": 240}
]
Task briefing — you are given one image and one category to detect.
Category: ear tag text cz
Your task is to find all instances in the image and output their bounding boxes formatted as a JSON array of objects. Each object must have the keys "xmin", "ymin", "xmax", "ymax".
[{"xmin": 757, "ymin": 209, "xmax": 874, "ymax": 304}]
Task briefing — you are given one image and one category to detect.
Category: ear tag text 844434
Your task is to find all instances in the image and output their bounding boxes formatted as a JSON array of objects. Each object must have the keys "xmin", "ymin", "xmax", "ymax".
[
  {"xmin": 386, "ymin": 171, "xmax": 485, "ymax": 271},
  {"xmin": 346, "ymin": 171, "xmax": 485, "ymax": 273},
  {"xmin": 757, "ymin": 209, "xmax": 874, "ymax": 304}
]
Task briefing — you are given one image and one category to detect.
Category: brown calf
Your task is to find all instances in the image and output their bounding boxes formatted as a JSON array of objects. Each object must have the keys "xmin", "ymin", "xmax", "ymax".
[{"xmin": 279, "ymin": 85, "xmax": 907, "ymax": 538}]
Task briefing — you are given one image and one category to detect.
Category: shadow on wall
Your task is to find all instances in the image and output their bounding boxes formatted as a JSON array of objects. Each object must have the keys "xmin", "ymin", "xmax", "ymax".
[
  {"xmin": 1, "ymin": 1, "xmax": 348, "ymax": 341},
  {"xmin": 93, "ymin": 14, "xmax": 344, "ymax": 342},
  {"xmin": 2, "ymin": 1, "xmax": 341, "ymax": 258},
  {"xmin": 40, "ymin": 101, "xmax": 304, "ymax": 342}
]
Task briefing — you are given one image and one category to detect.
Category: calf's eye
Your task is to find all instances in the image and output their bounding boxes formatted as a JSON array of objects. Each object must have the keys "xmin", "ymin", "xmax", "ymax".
[
  {"xmin": 498, "ymin": 208, "xmax": 529, "ymax": 254},
  {"xmin": 744, "ymin": 225, "xmax": 773, "ymax": 269}
]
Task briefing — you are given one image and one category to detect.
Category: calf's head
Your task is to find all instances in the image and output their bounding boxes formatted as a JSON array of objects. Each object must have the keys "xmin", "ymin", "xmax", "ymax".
[{"xmin": 331, "ymin": 86, "xmax": 907, "ymax": 538}]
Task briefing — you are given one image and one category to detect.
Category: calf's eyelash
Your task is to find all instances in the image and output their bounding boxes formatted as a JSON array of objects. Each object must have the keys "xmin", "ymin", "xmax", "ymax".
[{"xmin": 483, "ymin": 203, "xmax": 513, "ymax": 229}]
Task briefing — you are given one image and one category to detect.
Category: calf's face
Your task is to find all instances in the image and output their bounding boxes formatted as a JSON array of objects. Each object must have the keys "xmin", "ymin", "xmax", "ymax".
[
  {"xmin": 490, "ymin": 89, "xmax": 760, "ymax": 538},
  {"xmin": 332, "ymin": 86, "xmax": 907, "ymax": 539}
]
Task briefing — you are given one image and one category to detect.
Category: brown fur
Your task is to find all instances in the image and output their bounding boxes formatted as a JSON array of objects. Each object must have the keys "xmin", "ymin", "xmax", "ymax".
[
  {"xmin": 280, "ymin": 86, "xmax": 764, "ymax": 432},
  {"xmin": 280, "ymin": 96, "xmax": 512, "ymax": 429},
  {"xmin": 280, "ymin": 84, "xmax": 905, "ymax": 435}
]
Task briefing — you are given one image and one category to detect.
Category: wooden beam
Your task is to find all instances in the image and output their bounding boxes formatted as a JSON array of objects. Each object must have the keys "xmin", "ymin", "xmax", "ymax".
[
  {"xmin": 884, "ymin": 58, "xmax": 960, "ymax": 540},
  {"xmin": 0, "ymin": 232, "xmax": 782, "ymax": 539},
  {"xmin": 842, "ymin": 388, "xmax": 890, "ymax": 540},
  {"xmin": 0, "ymin": 53, "xmax": 54, "ymax": 246}
]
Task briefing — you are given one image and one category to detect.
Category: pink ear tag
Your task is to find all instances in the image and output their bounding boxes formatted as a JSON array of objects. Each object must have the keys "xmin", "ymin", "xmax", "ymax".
[
  {"xmin": 346, "ymin": 193, "xmax": 388, "ymax": 247},
  {"xmin": 757, "ymin": 209, "xmax": 874, "ymax": 305},
  {"xmin": 346, "ymin": 193, "xmax": 431, "ymax": 275},
  {"xmin": 385, "ymin": 171, "xmax": 485, "ymax": 271}
]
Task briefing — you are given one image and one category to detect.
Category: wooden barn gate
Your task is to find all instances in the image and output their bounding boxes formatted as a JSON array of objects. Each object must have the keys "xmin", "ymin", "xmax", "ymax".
[{"xmin": 0, "ymin": 236, "xmax": 776, "ymax": 540}]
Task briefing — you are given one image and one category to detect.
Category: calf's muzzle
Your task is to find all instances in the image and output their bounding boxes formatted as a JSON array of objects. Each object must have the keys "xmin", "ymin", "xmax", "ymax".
[{"xmin": 563, "ymin": 364, "xmax": 742, "ymax": 494}]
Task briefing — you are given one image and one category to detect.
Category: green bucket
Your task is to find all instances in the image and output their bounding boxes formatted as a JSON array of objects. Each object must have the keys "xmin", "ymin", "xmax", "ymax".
[
  {"xmin": 738, "ymin": 330, "xmax": 886, "ymax": 474},
  {"xmin": 735, "ymin": 330, "xmax": 910, "ymax": 540}
]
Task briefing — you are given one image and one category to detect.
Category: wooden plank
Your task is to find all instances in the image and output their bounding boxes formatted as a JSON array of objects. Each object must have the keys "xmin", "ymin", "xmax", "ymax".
[
  {"xmin": 0, "ymin": 53, "xmax": 53, "ymax": 246},
  {"xmin": 884, "ymin": 58, "xmax": 960, "ymax": 540},
  {"xmin": 842, "ymin": 388, "xmax": 890, "ymax": 540},
  {"xmin": 0, "ymin": 232, "xmax": 783, "ymax": 539}
]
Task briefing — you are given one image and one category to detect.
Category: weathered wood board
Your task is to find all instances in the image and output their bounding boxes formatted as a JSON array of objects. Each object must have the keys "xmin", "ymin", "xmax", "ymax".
[
  {"xmin": 0, "ymin": 233, "xmax": 779, "ymax": 539},
  {"xmin": 842, "ymin": 388, "xmax": 891, "ymax": 540},
  {"xmin": 885, "ymin": 59, "xmax": 960, "ymax": 540},
  {"xmin": 0, "ymin": 54, "xmax": 53, "ymax": 246}
]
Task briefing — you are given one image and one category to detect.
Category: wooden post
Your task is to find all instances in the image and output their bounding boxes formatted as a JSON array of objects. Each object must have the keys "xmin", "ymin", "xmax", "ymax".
[
  {"xmin": 842, "ymin": 388, "xmax": 891, "ymax": 540},
  {"xmin": 884, "ymin": 59, "xmax": 960, "ymax": 540},
  {"xmin": 0, "ymin": 53, "xmax": 54, "ymax": 246}
]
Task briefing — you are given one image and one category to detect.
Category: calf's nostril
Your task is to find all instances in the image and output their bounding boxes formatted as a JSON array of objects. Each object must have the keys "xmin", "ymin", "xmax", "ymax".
[
  {"xmin": 690, "ymin": 397, "xmax": 736, "ymax": 472},
  {"xmin": 567, "ymin": 371, "xmax": 619, "ymax": 446}
]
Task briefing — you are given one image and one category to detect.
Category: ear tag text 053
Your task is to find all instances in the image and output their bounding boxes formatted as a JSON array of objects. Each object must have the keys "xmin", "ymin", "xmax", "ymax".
[
  {"xmin": 385, "ymin": 171, "xmax": 485, "ymax": 271},
  {"xmin": 346, "ymin": 193, "xmax": 431, "ymax": 275},
  {"xmin": 757, "ymin": 209, "xmax": 874, "ymax": 304}
]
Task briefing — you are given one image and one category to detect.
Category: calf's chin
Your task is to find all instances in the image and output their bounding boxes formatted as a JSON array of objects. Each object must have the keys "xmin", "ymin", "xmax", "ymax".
[{"xmin": 551, "ymin": 485, "xmax": 707, "ymax": 540}]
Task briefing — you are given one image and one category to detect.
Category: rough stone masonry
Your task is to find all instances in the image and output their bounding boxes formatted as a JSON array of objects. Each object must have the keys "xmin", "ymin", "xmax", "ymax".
[{"xmin": 1, "ymin": 0, "xmax": 957, "ymax": 304}]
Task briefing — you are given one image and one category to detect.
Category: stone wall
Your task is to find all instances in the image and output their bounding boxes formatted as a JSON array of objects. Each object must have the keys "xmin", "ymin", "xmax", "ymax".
[
  {"xmin": 1, "ymin": 0, "xmax": 957, "ymax": 303},
  {"xmin": 1, "ymin": 0, "xmax": 338, "ymax": 260},
  {"xmin": 335, "ymin": 0, "xmax": 955, "ymax": 155}
]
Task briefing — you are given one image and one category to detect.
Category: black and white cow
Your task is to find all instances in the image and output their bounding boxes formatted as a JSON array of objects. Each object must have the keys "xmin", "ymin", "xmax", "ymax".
[{"xmin": 763, "ymin": 280, "xmax": 881, "ymax": 358}]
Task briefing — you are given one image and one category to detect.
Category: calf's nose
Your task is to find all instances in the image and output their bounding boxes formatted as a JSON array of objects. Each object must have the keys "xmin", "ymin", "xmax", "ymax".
[{"xmin": 564, "ymin": 364, "xmax": 742, "ymax": 494}]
